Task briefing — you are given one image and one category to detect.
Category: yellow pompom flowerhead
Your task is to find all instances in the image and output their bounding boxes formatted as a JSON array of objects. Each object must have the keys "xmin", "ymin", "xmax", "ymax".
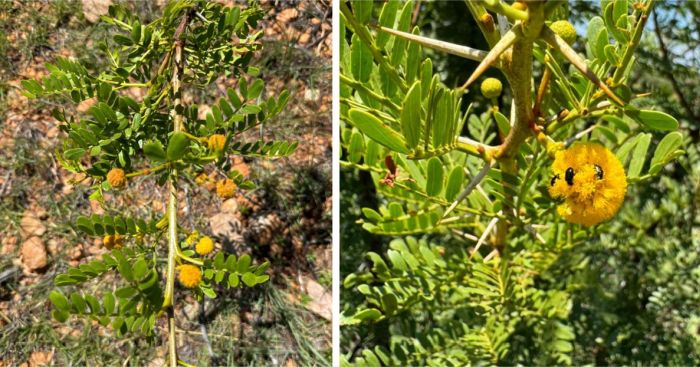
[
  {"xmin": 207, "ymin": 134, "xmax": 226, "ymax": 152},
  {"xmin": 195, "ymin": 236, "xmax": 214, "ymax": 255},
  {"xmin": 106, "ymin": 168, "xmax": 126, "ymax": 188},
  {"xmin": 548, "ymin": 142, "xmax": 627, "ymax": 226},
  {"xmin": 480, "ymin": 78, "xmax": 502, "ymax": 99},
  {"xmin": 177, "ymin": 264, "xmax": 202, "ymax": 288},
  {"xmin": 103, "ymin": 234, "xmax": 124, "ymax": 250},
  {"xmin": 216, "ymin": 178, "xmax": 236, "ymax": 199}
]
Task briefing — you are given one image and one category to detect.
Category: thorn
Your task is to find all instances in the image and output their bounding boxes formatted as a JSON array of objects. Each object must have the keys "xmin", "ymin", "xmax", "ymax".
[
  {"xmin": 483, "ymin": 249, "xmax": 499, "ymax": 262},
  {"xmin": 460, "ymin": 29, "xmax": 518, "ymax": 90},
  {"xmin": 470, "ymin": 216, "xmax": 499, "ymax": 259},
  {"xmin": 540, "ymin": 25, "xmax": 624, "ymax": 106},
  {"xmin": 565, "ymin": 124, "xmax": 598, "ymax": 147},
  {"xmin": 438, "ymin": 161, "xmax": 493, "ymax": 223},
  {"xmin": 375, "ymin": 25, "xmax": 489, "ymax": 62}
]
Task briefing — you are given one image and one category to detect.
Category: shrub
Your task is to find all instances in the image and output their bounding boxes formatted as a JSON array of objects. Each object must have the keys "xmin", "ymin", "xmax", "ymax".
[
  {"xmin": 340, "ymin": 0, "xmax": 685, "ymax": 365},
  {"xmin": 23, "ymin": 1, "xmax": 296, "ymax": 365}
]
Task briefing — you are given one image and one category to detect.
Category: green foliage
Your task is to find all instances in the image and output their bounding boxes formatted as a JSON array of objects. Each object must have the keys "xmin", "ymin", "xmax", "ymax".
[
  {"xmin": 25, "ymin": 2, "xmax": 294, "ymax": 181},
  {"xmin": 19, "ymin": 1, "xmax": 295, "ymax": 360},
  {"xmin": 74, "ymin": 214, "xmax": 157, "ymax": 236},
  {"xmin": 340, "ymin": 0, "xmax": 688, "ymax": 365}
]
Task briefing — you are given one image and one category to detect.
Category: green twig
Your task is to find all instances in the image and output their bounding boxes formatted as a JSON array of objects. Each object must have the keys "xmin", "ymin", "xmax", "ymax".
[
  {"xmin": 340, "ymin": 1, "xmax": 408, "ymax": 93},
  {"xmin": 483, "ymin": 0, "xmax": 529, "ymax": 21},
  {"xmin": 612, "ymin": 0, "xmax": 654, "ymax": 85}
]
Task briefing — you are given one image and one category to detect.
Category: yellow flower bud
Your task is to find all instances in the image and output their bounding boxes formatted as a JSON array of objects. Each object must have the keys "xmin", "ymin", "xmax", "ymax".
[
  {"xmin": 512, "ymin": 1, "xmax": 527, "ymax": 11},
  {"xmin": 106, "ymin": 168, "xmax": 126, "ymax": 189},
  {"xmin": 177, "ymin": 264, "xmax": 202, "ymax": 288},
  {"xmin": 185, "ymin": 231, "xmax": 199, "ymax": 246},
  {"xmin": 195, "ymin": 236, "xmax": 214, "ymax": 255},
  {"xmin": 195, "ymin": 173, "xmax": 209, "ymax": 185},
  {"xmin": 480, "ymin": 78, "xmax": 502, "ymax": 99}
]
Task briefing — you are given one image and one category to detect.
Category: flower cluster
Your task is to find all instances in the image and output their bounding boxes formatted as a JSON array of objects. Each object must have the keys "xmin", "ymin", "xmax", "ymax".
[
  {"xmin": 106, "ymin": 168, "xmax": 126, "ymax": 189},
  {"xmin": 103, "ymin": 234, "xmax": 124, "ymax": 250},
  {"xmin": 548, "ymin": 142, "xmax": 627, "ymax": 226},
  {"xmin": 207, "ymin": 134, "xmax": 226, "ymax": 152},
  {"xmin": 216, "ymin": 178, "xmax": 237, "ymax": 199},
  {"xmin": 195, "ymin": 236, "xmax": 215, "ymax": 255},
  {"xmin": 177, "ymin": 264, "xmax": 202, "ymax": 288}
]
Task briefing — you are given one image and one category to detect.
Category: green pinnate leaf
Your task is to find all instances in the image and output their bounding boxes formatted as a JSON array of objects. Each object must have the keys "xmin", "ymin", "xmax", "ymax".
[
  {"xmin": 347, "ymin": 109, "xmax": 408, "ymax": 154},
  {"xmin": 400, "ymin": 81, "xmax": 422, "ymax": 149},
  {"xmin": 350, "ymin": 34, "xmax": 373, "ymax": 83},
  {"xmin": 445, "ymin": 165, "xmax": 465, "ymax": 201},
  {"xmin": 628, "ymin": 133, "xmax": 651, "ymax": 178},
  {"xmin": 49, "ymin": 291, "xmax": 70, "ymax": 312},
  {"xmin": 626, "ymin": 109, "xmax": 679, "ymax": 131},
  {"xmin": 241, "ymin": 272, "xmax": 256, "ymax": 287},
  {"xmin": 237, "ymin": 254, "xmax": 251, "ymax": 273},
  {"xmin": 144, "ymin": 140, "xmax": 166, "ymax": 162},
  {"xmin": 166, "ymin": 132, "xmax": 189, "ymax": 161},
  {"xmin": 425, "ymin": 157, "xmax": 444, "ymax": 197}
]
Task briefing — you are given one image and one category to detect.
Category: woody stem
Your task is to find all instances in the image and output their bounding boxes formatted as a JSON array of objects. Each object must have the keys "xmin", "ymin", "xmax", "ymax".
[
  {"xmin": 162, "ymin": 11, "xmax": 190, "ymax": 367},
  {"xmin": 491, "ymin": 1, "xmax": 546, "ymax": 253}
]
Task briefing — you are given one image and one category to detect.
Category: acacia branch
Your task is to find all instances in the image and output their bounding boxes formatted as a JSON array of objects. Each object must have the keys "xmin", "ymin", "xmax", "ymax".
[{"xmin": 163, "ymin": 11, "xmax": 190, "ymax": 367}]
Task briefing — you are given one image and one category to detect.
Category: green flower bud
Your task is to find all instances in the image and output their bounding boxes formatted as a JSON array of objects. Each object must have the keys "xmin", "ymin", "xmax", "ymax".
[
  {"xmin": 480, "ymin": 78, "xmax": 502, "ymax": 99},
  {"xmin": 550, "ymin": 20, "xmax": 577, "ymax": 45}
]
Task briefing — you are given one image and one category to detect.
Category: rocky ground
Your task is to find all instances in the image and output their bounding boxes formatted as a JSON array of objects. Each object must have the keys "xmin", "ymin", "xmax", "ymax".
[{"xmin": 0, "ymin": 0, "xmax": 331, "ymax": 365}]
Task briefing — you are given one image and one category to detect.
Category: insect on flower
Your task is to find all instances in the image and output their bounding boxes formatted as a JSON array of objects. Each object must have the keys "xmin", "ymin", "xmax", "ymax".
[{"xmin": 548, "ymin": 142, "xmax": 627, "ymax": 226}]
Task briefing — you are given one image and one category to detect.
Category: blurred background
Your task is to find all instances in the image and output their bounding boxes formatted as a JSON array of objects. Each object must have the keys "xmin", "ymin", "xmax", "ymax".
[
  {"xmin": 0, "ymin": 0, "xmax": 330, "ymax": 365},
  {"xmin": 341, "ymin": 1, "xmax": 700, "ymax": 365}
]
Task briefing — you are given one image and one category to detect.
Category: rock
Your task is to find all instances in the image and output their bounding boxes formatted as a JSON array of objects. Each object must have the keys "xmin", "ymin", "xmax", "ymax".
[
  {"xmin": 304, "ymin": 87, "xmax": 320, "ymax": 102},
  {"xmin": 197, "ymin": 104, "xmax": 210, "ymax": 120},
  {"xmin": 81, "ymin": 0, "xmax": 112, "ymax": 23},
  {"xmin": 300, "ymin": 275, "xmax": 331, "ymax": 321},
  {"xmin": 68, "ymin": 245, "xmax": 83, "ymax": 261},
  {"xmin": 276, "ymin": 8, "xmax": 299, "ymax": 23},
  {"xmin": 76, "ymin": 97, "xmax": 96, "ymax": 112},
  {"xmin": 299, "ymin": 32, "xmax": 311, "ymax": 45},
  {"xmin": 20, "ymin": 237, "xmax": 48, "ymax": 271},
  {"xmin": 183, "ymin": 302, "xmax": 198, "ymax": 321},
  {"xmin": 20, "ymin": 212, "xmax": 46, "ymax": 237},
  {"xmin": 25, "ymin": 350, "xmax": 53, "ymax": 366},
  {"xmin": 310, "ymin": 246, "xmax": 331, "ymax": 270},
  {"xmin": 46, "ymin": 239, "xmax": 60, "ymax": 256},
  {"xmin": 1, "ymin": 235, "xmax": 18, "ymax": 255},
  {"xmin": 209, "ymin": 212, "xmax": 243, "ymax": 243},
  {"xmin": 89, "ymin": 200, "xmax": 104, "ymax": 215},
  {"xmin": 220, "ymin": 199, "xmax": 238, "ymax": 214},
  {"xmin": 231, "ymin": 156, "xmax": 250, "ymax": 177},
  {"xmin": 248, "ymin": 213, "xmax": 283, "ymax": 245}
]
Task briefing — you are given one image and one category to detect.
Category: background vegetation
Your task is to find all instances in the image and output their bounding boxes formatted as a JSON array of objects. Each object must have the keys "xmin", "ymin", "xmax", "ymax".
[
  {"xmin": 340, "ymin": 1, "xmax": 700, "ymax": 365},
  {"xmin": 0, "ymin": 0, "xmax": 331, "ymax": 366}
]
